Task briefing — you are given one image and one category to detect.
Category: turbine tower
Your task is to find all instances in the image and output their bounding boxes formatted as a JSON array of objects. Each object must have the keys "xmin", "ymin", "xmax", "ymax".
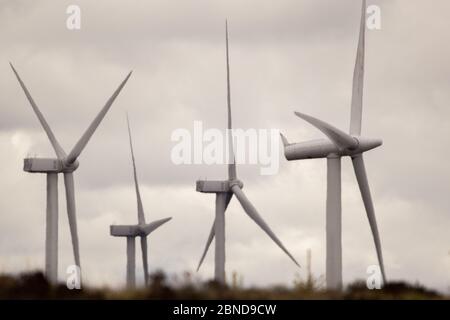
[
  {"xmin": 196, "ymin": 21, "xmax": 300, "ymax": 285},
  {"xmin": 280, "ymin": 0, "xmax": 386, "ymax": 290},
  {"xmin": 10, "ymin": 63, "xmax": 131, "ymax": 284},
  {"xmin": 110, "ymin": 116, "xmax": 172, "ymax": 289}
]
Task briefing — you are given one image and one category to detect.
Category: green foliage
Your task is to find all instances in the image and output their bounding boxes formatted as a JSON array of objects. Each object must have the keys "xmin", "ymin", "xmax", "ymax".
[{"xmin": 0, "ymin": 271, "xmax": 447, "ymax": 300}]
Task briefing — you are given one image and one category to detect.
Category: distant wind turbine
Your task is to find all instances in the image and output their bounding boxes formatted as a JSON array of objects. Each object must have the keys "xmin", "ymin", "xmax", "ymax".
[
  {"xmin": 110, "ymin": 116, "xmax": 172, "ymax": 288},
  {"xmin": 10, "ymin": 63, "xmax": 131, "ymax": 284},
  {"xmin": 280, "ymin": 0, "xmax": 386, "ymax": 290},
  {"xmin": 196, "ymin": 21, "xmax": 300, "ymax": 285}
]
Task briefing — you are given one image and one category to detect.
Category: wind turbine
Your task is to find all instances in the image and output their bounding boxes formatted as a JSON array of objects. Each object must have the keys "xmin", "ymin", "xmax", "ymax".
[
  {"xmin": 10, "ymin": 63, "xmax": 132, "ymax": 284},
  {"xmin": 196, "ymin": 21, "xmax": 300, "ymax": 285},
  {"xmin": 110, "ymin": 116, "xmax": 172, "ymax": 288},
  {"xmin": 280, "ymin": 0, "xmax": 386, "ymax": 290}
]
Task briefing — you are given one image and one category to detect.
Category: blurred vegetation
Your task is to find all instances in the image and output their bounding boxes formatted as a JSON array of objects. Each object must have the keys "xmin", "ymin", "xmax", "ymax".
[{"xmin": 0, "ymin": 270, "xmax": 447, "ymax": 300}]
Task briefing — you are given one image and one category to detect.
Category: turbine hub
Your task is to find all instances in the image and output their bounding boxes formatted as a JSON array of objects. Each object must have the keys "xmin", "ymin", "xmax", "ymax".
[
  {"xmin": 229, "ymin": 179, "xmax": 243, "ymax": 189},
  {"xmin": 353, "ymin": 137, "xmax": 383, "ymax": 153},
  {"xmin": 137, "ymin": 225, "xmax": 147, "ymax": 237},
  {"xmin": 63, "ymin": 159, "xmax": 79, "ymax": 173}
]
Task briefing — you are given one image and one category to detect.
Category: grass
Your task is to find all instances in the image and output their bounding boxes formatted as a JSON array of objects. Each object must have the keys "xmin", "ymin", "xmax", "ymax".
[{"xmin": 0, "ymin": 270, "xmax": 447, "ymax": 300}]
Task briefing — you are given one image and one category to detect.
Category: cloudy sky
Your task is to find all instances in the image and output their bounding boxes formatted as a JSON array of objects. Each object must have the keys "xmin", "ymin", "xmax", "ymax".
[{"xmin": 0, "ymin": 0, "xmax": 449, "ymax": 292}]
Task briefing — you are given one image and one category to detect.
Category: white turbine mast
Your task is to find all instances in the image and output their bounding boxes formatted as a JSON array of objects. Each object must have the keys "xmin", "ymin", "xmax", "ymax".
[
  {"xmin": 110, "ymin": 115, "xmax": 172, "ymax": 289},
  {"xmin": 11, "ymin": 63, "xmax": 132, "ymax": 284},
  {"xmin": 196, "ymin": 20, "xmax": 300, "ymax": 285},
  {"xmin": 280, "ymin": 0, "xmax": 386, "ymax": 290}
]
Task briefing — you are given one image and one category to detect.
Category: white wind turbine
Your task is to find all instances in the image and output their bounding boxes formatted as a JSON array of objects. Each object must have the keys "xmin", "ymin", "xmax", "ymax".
[
  {"xmin": 10, "ymin": 63, "xmax": 132, "ymax": 284},
  {"xmin": 196, "ymin": 21, "xmax": 300, "ymax": 285},
  {"xmin": 110, "ymin": 116, "xmax": 172, "ymax": 288},
  {"xmin": 280, "ymin": 0, "xmax": 386, "ymax": 290}
]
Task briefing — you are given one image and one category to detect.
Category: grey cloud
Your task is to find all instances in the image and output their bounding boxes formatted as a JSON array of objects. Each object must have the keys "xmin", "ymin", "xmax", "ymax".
[{"xmin": 0, "ymin": 0, "xmax": 449, "ymax": 292}]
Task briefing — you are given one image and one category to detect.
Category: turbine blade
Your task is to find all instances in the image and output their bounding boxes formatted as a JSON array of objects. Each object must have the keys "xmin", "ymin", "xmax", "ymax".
[
  {"xmin": 141, "ymin": 217, "xmax": 172, "ymax": 235},
  {"xmin": 10, "ymin": 63, "xmax": 66, "ymax": 159},
  {"xmin": 294, "ymin": 111, "xmax": 358, "ymax": 150},
  {"xmin": 63, "ymin": 172, "xmax": 80, "ymax": 268},
  {"xmin": 141, "ymin": 236, "xmax": 149, "ymax": 285},
  {"xmin": 197, "ymin": 221, "xmax": 215, "ymax": 272},
  {"xmin": 66, "ymin": 71, "xmax": 132, "ymax": 164},
  {"xmin": 127, "ymin": 114, "xmax": 145, "ymax": 224},
  {"xmin": 350, "ymin": 0, "xmax": 366, "ymax": 136},
  {"xmin": 352, "ymin": 154, "xmax": 387, "ymax": 284},
  {"xmin": 196, "ymin": 192, "xmax": 232, "ymax": 271},
  {"xmin": 231, "ymin": 185, "xmax": 300, "ymax": 267},
  {"xmin": 225, "ymin": 20, "xmax": 237, "ymax": 180}
]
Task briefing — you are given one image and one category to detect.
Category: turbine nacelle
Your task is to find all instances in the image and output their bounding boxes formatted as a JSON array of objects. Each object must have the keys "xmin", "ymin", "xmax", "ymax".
[
  {"xmin": 196, "ymin": 179, "xmax": 244, "ymax": 193},
  {"xmin": 110, "ymin": 224, "xmax": 147, "ymax": 237},
  {"xmin": 110, "ymin": 217, "xmax": 172, "ymax": 238},
  {"xmin": 110, "ymin": 224, "xmax": 140, "ymax": 237},
  {"xmin": 282, "ymin": 136, "xmax": 382, "ymax": 161},
  {"xmin": 23, "ymin": 157, "xmax": 80, "ymax": 173}
]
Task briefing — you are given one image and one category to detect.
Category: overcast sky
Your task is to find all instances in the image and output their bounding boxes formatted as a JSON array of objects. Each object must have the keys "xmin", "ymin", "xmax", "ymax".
[{"xmin": 0, "ymin": 0, "xmax": 449, "ymax": 292}]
